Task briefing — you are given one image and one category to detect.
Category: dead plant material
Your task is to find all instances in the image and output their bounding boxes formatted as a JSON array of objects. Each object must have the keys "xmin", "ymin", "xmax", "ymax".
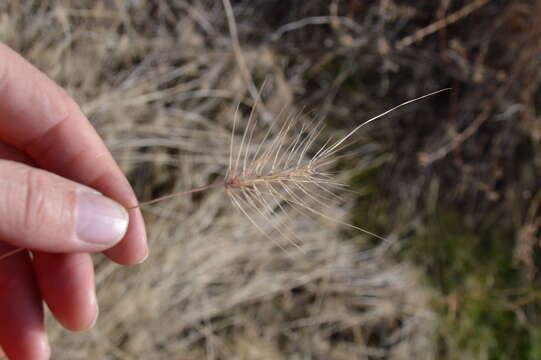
[{"xmin": 1, "ymin": 1, "xmax": 437, "ymax": 359}]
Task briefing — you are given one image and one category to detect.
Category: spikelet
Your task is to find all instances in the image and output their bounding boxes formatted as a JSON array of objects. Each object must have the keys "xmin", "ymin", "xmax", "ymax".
[{"xmin": 223, "ymin": 89, "xmax": 449, "ymax": 249}]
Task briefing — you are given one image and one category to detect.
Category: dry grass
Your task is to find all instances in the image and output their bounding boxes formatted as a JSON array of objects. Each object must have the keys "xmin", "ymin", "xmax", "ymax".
[{"xmin": 1, "ymin": 1, "xmax": 437, "ymax": 359}]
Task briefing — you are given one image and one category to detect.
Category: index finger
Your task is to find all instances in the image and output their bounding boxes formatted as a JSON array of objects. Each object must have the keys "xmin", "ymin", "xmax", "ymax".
[{"xmin": 0, "ymin": 43, "xmax": 147, "ymax": 265}]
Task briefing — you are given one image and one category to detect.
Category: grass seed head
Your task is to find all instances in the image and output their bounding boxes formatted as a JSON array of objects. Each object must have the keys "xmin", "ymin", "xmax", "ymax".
[{"xmin": 223, "ymin": 89, "xmax": 450, "ymax": 249}]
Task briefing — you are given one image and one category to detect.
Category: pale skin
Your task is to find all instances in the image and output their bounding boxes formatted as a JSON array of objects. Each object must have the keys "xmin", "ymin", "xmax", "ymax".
[{"xmin": 0, "ymin": 43, "xmax": 147, "ymax": 359}]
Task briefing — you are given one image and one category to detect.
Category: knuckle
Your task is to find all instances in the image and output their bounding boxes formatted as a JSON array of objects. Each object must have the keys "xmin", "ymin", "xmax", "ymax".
[
  {"xmin": 0, "ymin": 161, "xmax": 77, "ymax": 247},
  {"xmin": 21, "ymin": 168, "xmax": 49, "ymax": 233}
]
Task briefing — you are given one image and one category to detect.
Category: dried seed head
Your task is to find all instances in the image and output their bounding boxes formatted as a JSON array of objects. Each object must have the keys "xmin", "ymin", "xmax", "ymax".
[{"xmin": 224, "ymin": 89, "xmax": 450, "ymax": 249}]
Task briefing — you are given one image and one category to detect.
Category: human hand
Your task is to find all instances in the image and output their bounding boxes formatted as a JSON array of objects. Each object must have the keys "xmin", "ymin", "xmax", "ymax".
[{"xmin": 0, "ymin": 43, "xmax": 147, "ymax": 360}]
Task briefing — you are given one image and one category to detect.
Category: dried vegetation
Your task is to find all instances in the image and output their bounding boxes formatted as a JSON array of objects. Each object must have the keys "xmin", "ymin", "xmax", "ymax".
[
  {"xmin": 0, "ymin": 1, "xmax": 443, "ymax": 359},
  {"xmin": 4, "ymin": 0, "xmax": 540, "ymax": 358}
]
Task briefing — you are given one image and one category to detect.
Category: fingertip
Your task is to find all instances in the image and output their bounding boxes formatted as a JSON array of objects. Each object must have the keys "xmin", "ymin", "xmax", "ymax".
[
  {"xmin": 86, "ymin": 167, "xmax": 148, "ymax": 265},
  {"xmin": 75, "ymin": 190, "xmax": 129, "ymax": 247},
  {"xmin": 1, "ymin": 324, "xmax": 50, "ymax": 360},
  {"xmin": 74, "ymin": 286, "xmax": 98, "ymax": 331},
  {"xmin": 0, "ymin": 243, "xmax": 48, "ymax": 360},
  {"xmin": 89, "ymin": 302, "xmax": 99, "ymax": 329},
  {"xmin": 61, "ymin": 290, "xmax": 98, "ymax": 332},
  {"xmin": 1, "ymin": 335, "xmax": 50, "ymax": 360},
  {"xmin": 137, "ymin": 246, "xmax": 149, "ymax": 265},
  {"xmin": 67, "ymin": 296, "xmax": 98, "ymax": 332},
  {"xmin": 30, "ymin": 335, "xmax": 51, "ymax": 360},
  {"xmin": 104, "ymin": 207, "xmax": 148, "ymax": 265},
  {"xmin": 33, "ymin": 253, "xmax": 98, "ymax": 332},
  {"xmin": 5, "ymin": 332, "xmax": 51, "ymax": 360}
]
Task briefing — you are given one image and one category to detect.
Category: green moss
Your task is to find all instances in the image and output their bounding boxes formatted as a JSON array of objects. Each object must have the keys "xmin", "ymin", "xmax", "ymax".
[
  {"xmin": 349, "ymin": 168, "xmax": 541, "ymax": 359},
  {"xmin": 348, "ymin": 164, "xmax": 390, "ymax": 247}
]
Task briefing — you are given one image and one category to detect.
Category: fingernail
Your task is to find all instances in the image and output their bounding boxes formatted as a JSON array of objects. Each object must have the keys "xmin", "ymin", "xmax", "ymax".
[
  {"xmin": 137, "ymin": 247, "xmax": 149, "ymax": 264},
  {"xmin": 35, "ymin": 336, "xmax": 50, "ymax": 360},
  {"xmin": 90, "ymin": 302, "xmax": 99, "ymax": 328},
  {"xmin": 76, "ymin": 190, "xmax": 129, "ymax": 245},
  {"xmin": 43, "ymin": 339, "xmax": 51, "ymax": 360}
]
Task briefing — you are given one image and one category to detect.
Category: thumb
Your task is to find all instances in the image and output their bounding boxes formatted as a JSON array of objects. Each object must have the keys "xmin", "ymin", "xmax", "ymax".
[{"xmin": 0, "ymin": 160, "xmax": 129, "ymax": 253}]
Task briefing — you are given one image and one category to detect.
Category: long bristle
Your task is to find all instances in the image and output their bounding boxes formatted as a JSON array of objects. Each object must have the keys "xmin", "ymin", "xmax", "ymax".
[{"xmin": 225, "ymin": 89, "xmax": 449, "ymax": 248}]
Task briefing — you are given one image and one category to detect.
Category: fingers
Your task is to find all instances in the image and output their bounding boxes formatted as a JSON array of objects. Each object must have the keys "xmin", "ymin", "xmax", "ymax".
[
  {"xmin": 0, "ymin": 143, "xmax": 101, "ymax": 335},
  {"xmin": 0, "ymin": 160, "xmax": 128, "ymax": 253},
  {"xmin": 33, "ymin": 252, "xmax": 97, "ymax": 331},
  {"xmin": 0, "ymin": 43, "xmax": 147, "ymax": 265},
  {"xmin": 0, "ymin": 244, "xmax": 49, "ymax": 360},
  {"xmin": 91, "ymin": 173, "xmax": 148, "ymax": 265}
]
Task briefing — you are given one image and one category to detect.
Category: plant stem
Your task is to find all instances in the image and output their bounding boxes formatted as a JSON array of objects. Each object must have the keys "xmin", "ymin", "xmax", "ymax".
[
  {"xmin": 128, "ymin": 183, "xmax": 225, "ymax": 209},
  {"xmin": 0, "ymin": 247, "xmax": 25, "ymax": 261}
]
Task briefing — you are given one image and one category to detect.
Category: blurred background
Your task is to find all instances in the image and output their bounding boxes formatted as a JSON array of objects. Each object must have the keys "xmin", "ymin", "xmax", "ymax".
[{"xmin": 2, "ymin": 0, "xmax": 540, "ymax": 359}]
